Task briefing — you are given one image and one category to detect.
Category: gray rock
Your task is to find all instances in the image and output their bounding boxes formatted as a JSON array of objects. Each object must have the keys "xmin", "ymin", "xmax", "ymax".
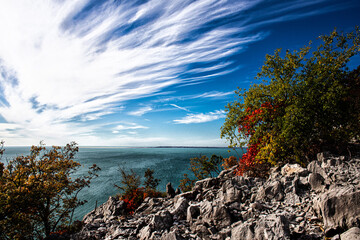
[
  {"xmin": 314, "ymin": 189, "xmax": 360, "ymax": 236},
  {"xmin": 175, "ymin": 188, "xmax": 181, "ymax": 195},
  {"xmin": 307, "ymin": 160, "xmax": 327, "ymax": 178},
  {"xmin": 231, "ymin": 221, "xmax": 255, "ymax": 240},
  {"xmin": 219, "ymin": 179, "xmax": 242, "ymax": 204},
  {"xmin": 151, "ymin": 210, "xmax": 173, "ymax": 231},
  {"xmin": 173, "ymin": 191, "xmax": 196, "ymax": 203},
  {"xmin": 193, "ymin": 177, "xmax": 219, "ymax": 191},
  {"xmin": 281, "ymin": 164, "xmax": 309, "ymax": 177},
  {"xmin": 256, "ymin": 180, "xmax": 284, "ymax": 201},
  {"xmin": 254, "ymin": 214, "xmax": 291, "ymax": 240},
  {"xmin": 83, "ymin": 196, "xmax": 125, "ymax": 224},
  {"xmin": 309, "ymin": 173, "xmax": 325, "ymax": 192},
  {"xmin": 161, "ymin": 231, "xmax": 185, "ymax": 240},
  {"xmin": 340, "ymin": 227, "xmax": 360, "ymax": 240},
  {"xmin": 171, "ymin": 197, "xmax": 188, "ymax": 219},
  {"xmin": 166, "ymin": 182, "xmax": 176, "ymax": 198},
  {"xmin": 218, "ymin": 165, "xmax": 237, "ymax": 178},
  {"xmin": 195, "ymin": 224, "xmax": 210, "ymax": 239},
  {"xmin": 200, "ymin": 200, "xmax": 232, "ymax": 228},
  {"xmin": 186, "ymin": 205, "xmax": 200, "ymax": 222},
  {"xmin": 250, "ymin": 202, "xmax": 265, "ymax": 211},
  {"xmin": 73, "ymin": 151, "xmax": 360, "ymax": 240},
  {"xmin": 139, "ymin": 226, "xmax": 152, "ymax": 240},
  {"xmin": 317, "ymin": 152, "xmax": 332, "ymax": 162}
]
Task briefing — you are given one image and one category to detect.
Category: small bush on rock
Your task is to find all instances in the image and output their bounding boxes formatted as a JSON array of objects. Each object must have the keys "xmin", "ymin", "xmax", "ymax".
[
  {"xmin": 179, "ymin": 154, "xmax": 223, "ymax": 192},
  {"xmin": 115, "ymin": 168, "xmax": 162, "ymax": 214}
]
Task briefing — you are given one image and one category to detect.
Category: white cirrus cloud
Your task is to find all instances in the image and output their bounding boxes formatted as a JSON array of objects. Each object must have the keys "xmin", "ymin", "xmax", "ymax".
[
  {"xmin": 170, "ymin": 104, "xmax": 190, "ymax": 112},
  {"xmin": 128, "ymin": 106, "xmax": 153, "ymax": 116},
  {"xmin": 0, "ymin": 0, "xmax": 347, "ymax": 145},
  {"xmin": 174, "ymin": 110, "xmax": 226, "ymax": 124},
  {"xmin": 114, "ymin": 123, "xmax": 149, "ymax": 131}
]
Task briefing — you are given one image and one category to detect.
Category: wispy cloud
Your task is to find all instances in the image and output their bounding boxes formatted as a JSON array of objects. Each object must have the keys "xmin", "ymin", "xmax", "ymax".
[
  {"xmin": 170, "ymin": 104, "xmax": 189, "ymax": 112},
  {"xmin": 114, "ymin": 123, "xmax": 149, "ymax": 131},
  {"xmin": 128, "ymin": 106, "xmax": 153, "ymax": 116},
  {"xmin": 174, "ymin": 110, "xmax": 226, "ymax": 124},
  {"xmin": 195, "ymin": 91, "xmax": 234, "ymax": 99},
  {"xmin": 0, "ymin": 0, "xmax": 349, "ymax": 145},
  {"xmin": 154, "ymin": 91, "xmax": 235, "ymax": 103}
]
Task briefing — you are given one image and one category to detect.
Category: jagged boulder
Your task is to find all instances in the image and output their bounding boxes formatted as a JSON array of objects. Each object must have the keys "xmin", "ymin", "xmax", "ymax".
[
  {"xmin": 166, "ymin": 182, "xmax": 176, "ymax": 198},
  {"xmin": 308, "ymin": 173, "xmax": 325, "ymax": 192},
  {"xmin": 254, "ymin": 214, "xmax": 291, "ymax": 240},
  {"xmin": 256, "ymin": 180, "xmax": 284, "ymax": 201},
  {"xmin": 171, "ymin": 197, "xmax": 188, "ymax": 220},
  {"xmin": 231, "ymin": 221, "xmax": 255, "ymax": 240},
  {"xmin": 82, "ymin": 196, "xmax": 125, "ymax": 224},
  {"xmin": 314, "ymin": 187, "xmax": 360, "ymax": 236},
  {"xmin": 339, "ymin": 227, "xmax": 360, "ymax": 240}
]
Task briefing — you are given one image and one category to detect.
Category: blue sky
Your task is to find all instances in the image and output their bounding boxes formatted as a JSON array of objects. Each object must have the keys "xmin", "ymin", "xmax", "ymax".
[{"xmin": 0, "ymin": 0, "xmax": 359, "ymax": 146}]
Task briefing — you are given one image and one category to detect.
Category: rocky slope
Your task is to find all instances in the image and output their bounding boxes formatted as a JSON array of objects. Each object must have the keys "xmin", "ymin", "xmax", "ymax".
[{"xmin": 72, "ymin": 152, "xmax": 360, "ymax": 240}]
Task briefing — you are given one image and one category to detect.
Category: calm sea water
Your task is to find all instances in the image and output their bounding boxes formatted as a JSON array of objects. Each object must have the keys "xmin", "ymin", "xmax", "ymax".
[{"xmin": 1, "ymin": 147, "xmax": 240, "ymax": 220}]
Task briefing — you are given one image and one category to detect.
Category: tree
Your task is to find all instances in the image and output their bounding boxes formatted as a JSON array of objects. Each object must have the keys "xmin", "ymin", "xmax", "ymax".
[
  {"xmin": 221, "ymin": 27, "xmax": 360, "ymax": 176},
  {"xmin": 189, "ymin": 154, "xmax": 223, "ymax": 179},
  {"xmin": 0, "ymin": 141, "xmax": 100, "ymax": 239},
  {"xmin": 115, "ymin": 167, "xmax": 162, "ymax": 215},
  {"xmin": 179, "ymin": 154, "xmax": 223, "ymax": 192},
  {"xmin": 144, "ymin": 168, "xmax": 160, "ymax": 191}
]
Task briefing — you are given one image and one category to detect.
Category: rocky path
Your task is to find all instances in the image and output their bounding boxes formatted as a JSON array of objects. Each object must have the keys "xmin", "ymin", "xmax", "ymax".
[{"xmin": 73, "ymin": 152, "xmax": 360, "ymax": 240}]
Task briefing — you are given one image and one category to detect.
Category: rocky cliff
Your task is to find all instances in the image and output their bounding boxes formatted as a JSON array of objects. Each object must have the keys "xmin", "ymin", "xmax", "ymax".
[{"xmin": 72, "ymin": 152, "xmax": 360, "ymax": 240}]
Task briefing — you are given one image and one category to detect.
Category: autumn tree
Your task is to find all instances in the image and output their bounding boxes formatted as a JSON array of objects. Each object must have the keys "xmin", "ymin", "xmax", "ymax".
[
  {"xmin": 115, "ymin": 167, "xmax": 162, "ymax": 215},
  {"xmin": 221, "ymin": 27, "xmax": 360, "ymax": 176},
  {"xmin": 0, "ymin": 141, "xmax": 100, "ymax": 239}
]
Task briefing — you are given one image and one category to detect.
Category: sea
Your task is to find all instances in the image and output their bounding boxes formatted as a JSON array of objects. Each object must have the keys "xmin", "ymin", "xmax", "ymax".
[{"xmin": 0, "ymin": 146, "xmax": 241, "ymax": 220}]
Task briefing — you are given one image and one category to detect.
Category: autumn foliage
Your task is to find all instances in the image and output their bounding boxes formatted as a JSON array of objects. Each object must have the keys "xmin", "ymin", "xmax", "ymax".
[
  {"xmin": 0, "ymin": 141, "xmax": 100, "ymax": 239},
  {"xmin": 115, "ymin": 168, "xmax": 163, "ymax": 215},
  {"xmin": 221, "ymin": 28, "xmax": 360, "ymax": 177},
  {"xmin": 221, "ymin": 156, "xmax": 237, "ymax": 170}
]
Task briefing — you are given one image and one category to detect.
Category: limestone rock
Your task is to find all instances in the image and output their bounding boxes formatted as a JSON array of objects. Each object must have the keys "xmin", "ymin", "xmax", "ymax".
[
  {"xmin": 256, "ymin": 180, "xmax": 284, "ymax": 201},
  {"xmin": 231, "ymin": 221, "xmax": 255, "ymax": 240},
  {"xmin": 161, "ymin": 231, "xmax": 185, "ymax": 240},
  {"xmin": 281, "ymin": 164, "xmax": 308, "ymax": 177},
  {"xmin": 314, "ymin": 189, "xmax": 360, "ymax": 236},
  {"xmin": 308, "ymin": 173, "xmax": 325, "ymax": 192},
  {"xmin": 340, "ymin": 227, "xmax": 360, "ymax": 240},
  {"xmin": 72, "ymin": 151, "xmax": 360, "ymax": 240},
  {"xmin": 186, "ymin": 204, "xmax": 200, "ymax": 222},
  {"xmin": 254, "ymin": 214, "xmax": 291, "ymax": 240},
  {"xmin": 166, "ymin": 182, "xmax": 176, "ymax": 198},
  {"xmin": 171, "ymin": 197, "xmax": 188, "ymax": 220}
]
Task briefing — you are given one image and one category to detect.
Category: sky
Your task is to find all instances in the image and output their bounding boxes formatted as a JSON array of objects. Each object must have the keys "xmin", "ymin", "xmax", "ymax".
[{"xmin": 0, "ymin": 0, "xmax": 359, "ymax": 147}]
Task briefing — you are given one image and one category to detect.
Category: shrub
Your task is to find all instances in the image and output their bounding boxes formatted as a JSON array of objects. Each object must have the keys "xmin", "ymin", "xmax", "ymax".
[
  {"xmin": 222, "ymin": 156, "xmax": 238, "ymax": 170},
  {"xmin": 115, "ymin": 168, "xmax": 162, "ymax": 215},
  {"xmin": 0, "ymin": 141, "xmax": 100, "ymax": 239},
  {"xmin": 179, "ymin": 154, "xmax": 223, "ymax": 192},
  {"xmin": 221, "ymin": 27, "xmax": 360, "ymax": 176}
]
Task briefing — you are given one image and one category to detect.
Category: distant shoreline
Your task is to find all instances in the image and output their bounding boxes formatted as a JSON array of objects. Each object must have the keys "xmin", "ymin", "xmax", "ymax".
[
  {"xmin": 2, "ymin": 146, "xmax": 236, "ymax": 149},
  {"xmin": 79, "ymin": 146, "xmax": 235, "ymax": 149}
]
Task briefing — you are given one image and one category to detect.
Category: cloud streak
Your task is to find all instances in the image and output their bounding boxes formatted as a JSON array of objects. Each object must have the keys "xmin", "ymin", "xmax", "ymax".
[
  {"xmin": 0, "ymin": 0, "xmax": 348, "ymax": 145},
  {"xmin": 128, "ymin": 106, "xmax": 153, "ymax": 116},
  {"xmin": 174, "ymin": 110, "xmax": 226, "ymax": 124}
]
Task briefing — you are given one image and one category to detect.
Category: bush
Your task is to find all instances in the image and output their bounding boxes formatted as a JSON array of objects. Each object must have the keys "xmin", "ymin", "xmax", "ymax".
[
  {"xmin": 0, "ymin": 141, "xmax": 100, "ymax": 239},
  {"xmin": 221, "ymin": 27, "xmax": 360, "ymax": 176},
  {"xmin": 115, "ymin": 168, "xmax": 162, "ymax": 215},
  {"xmin": 179, "ymin": 154, "xmax": 223, "ymax": 192},
  {"xmin": 222, "ymin": 156, "xmax": 238, "ymax": 170}
]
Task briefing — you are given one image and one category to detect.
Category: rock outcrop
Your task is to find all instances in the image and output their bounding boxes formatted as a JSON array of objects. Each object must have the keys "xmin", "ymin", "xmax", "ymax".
[{"xmin": 73, "ymin": 152, "xmax": 360, "ymax": 240}]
